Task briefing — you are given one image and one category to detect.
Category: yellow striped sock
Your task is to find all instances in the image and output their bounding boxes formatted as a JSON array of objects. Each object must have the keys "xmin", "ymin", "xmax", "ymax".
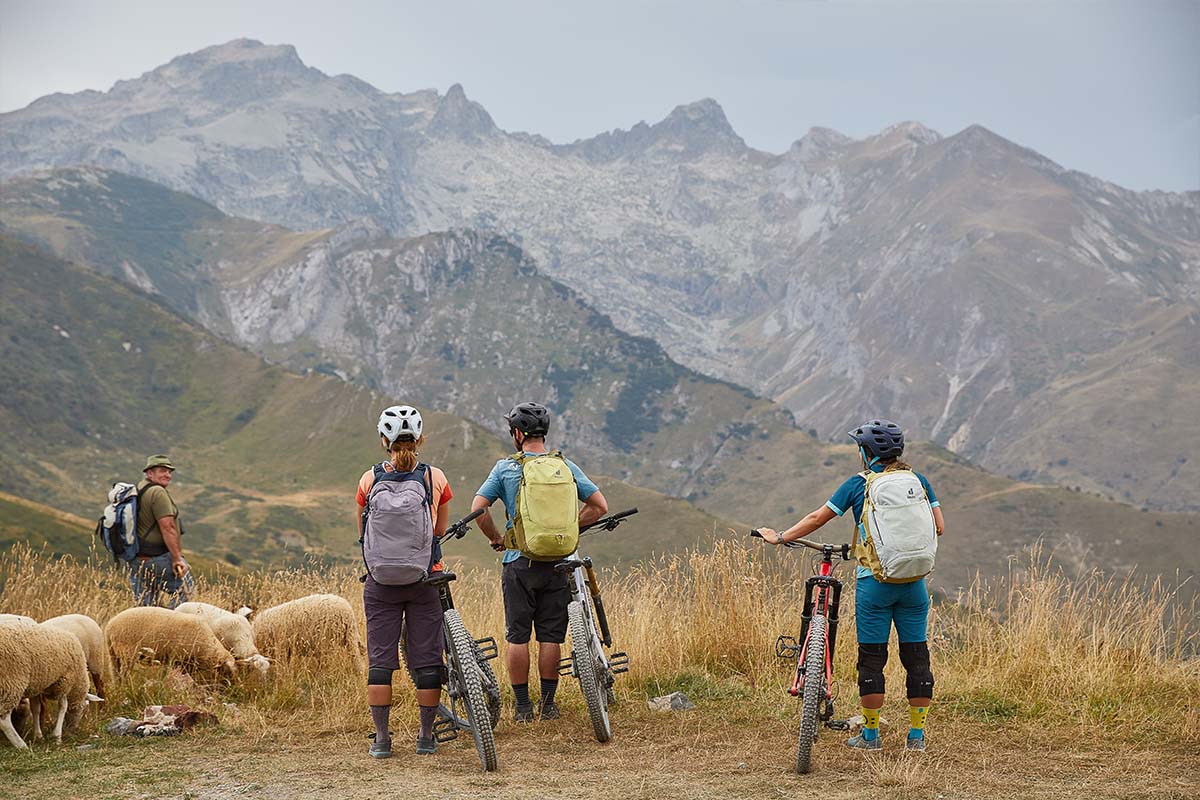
[
  {"xmin": 862, "ymin": 706, "xmax": 881, "ymax": 740},
  {"xmin": 909, "ymin": 705, "xmax": 929, "ymax": 736}
]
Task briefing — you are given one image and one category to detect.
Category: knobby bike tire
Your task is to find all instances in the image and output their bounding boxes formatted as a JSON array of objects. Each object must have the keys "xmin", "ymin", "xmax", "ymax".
[
  {"xmin": 475, "ymin": 641, "xmax": 502, "ymax": 730},
  {"xmin": 444, "ymin": 609, "xmax": 499, "ymax": 771},
  {"xmin": 795, "ymin": 614, "xmax": 827, "ymax": 774},
  {"xmin": 568, "ymin": 601, "xmax": 612, "ymax": 743}
]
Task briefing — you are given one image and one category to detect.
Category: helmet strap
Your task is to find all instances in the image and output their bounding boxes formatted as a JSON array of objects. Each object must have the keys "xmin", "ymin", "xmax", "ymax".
[{"xmin": 860, "ymin": 447, "xmax": 880, "ymax": 468}]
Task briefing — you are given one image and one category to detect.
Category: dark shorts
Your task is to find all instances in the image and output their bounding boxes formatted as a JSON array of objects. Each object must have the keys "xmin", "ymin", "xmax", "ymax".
[
  {"xmin": 363, "ymin": 577, "xmax": 444, "ymax": 670},
  {"xmin": 502, "ymin": 558, "xmax": 570, "ymax": 644}
]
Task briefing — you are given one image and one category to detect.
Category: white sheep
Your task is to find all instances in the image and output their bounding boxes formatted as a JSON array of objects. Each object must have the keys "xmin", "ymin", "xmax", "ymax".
[
  {"xmin": 174, "ymin": 602, "xmax": 270, "ymax": 674},
  {"xmin": 104, "ymin": 607, "xmax": 236, "ymax": 679},
  {"xmin": 252, "ymin": 594, "xmax": 365, "ymax": 667},
  {"xmin": 40, "ymin": 614, "xmax": 107, "ymax": 698},
  {"xmin": 0, "ymin": 623, "xmax": 96, "ymax": 749}
]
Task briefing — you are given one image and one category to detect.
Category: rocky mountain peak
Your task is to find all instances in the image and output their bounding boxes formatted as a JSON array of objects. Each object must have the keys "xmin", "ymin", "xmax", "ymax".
[
  {"xmin": 654, "ymin": 98, "xmax": 744, "ymax": 150},
  {"xmin": 789, "ymin": 126, "xmax": 853, "ymax": 161},
  {"xmin": 429, "ymin": 83, "xmax": 497, "ymax": 139}
]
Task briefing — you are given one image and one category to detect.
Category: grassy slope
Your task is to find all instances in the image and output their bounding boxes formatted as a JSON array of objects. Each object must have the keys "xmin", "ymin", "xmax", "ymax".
[{"xmin": 0, "ymin": 235, "xmax": 730, "ymax": 570}]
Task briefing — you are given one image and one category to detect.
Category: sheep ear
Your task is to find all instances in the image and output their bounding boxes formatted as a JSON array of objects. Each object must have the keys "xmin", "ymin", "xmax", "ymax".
[
  {"xmin": 86, "ymin": 693, "xmax": 104, "ymax": 703},
  {"xmin": 236, "ymin": 606, "xmax": 253, "ymax": 619}
]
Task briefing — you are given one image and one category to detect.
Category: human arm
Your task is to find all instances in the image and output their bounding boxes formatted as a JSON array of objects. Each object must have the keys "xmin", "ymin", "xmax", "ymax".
[
  {"xmin": 933, "ymin": 506, "xmax": 945, "ymax": 536},
  {"xmin": 158, "ymin": 516, "xmax": 187, "ymax": 576},
  {"xmin": 578, "ymin": 490, "xmax": 608, "ymax": 529},
  {"xmin": 471, "ymin": 495, "xmax": 504, "ymax": 549},
  {"xmin": 757, "ymin": 505, "xmax": 837, "ymax": 545},
  {"xmin": 434, "ymin": 503, "xmax": 450, "ymax": 538}
]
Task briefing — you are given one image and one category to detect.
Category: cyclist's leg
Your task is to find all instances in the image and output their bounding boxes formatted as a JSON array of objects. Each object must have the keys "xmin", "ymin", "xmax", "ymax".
[
  {"xmin": 502, "ymin": 559, "xmax": 537, "ymax": 716},
  {"xmin": 894, "ymin": 579, "xmax": 934, "ymax": 747},
  {"xmin": 403, "ymin": 584, "xmax": 445, "ymax": 750},
  {"xmin": 363, "ymin": 581, "xmax": 404, "ymax": 751},
  {"xmin": 530, "ymin": 562, "xmax": 570, "ymax": 713},
  {"xmin": 850, "ymin": 575, "xmax": 891, "ymax": 748}
]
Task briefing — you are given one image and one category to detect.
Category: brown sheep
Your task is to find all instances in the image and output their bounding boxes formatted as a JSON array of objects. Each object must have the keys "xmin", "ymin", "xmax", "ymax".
[{"xmin": 104, "ymin": 607, "xmax": 236, "ymax": 679}]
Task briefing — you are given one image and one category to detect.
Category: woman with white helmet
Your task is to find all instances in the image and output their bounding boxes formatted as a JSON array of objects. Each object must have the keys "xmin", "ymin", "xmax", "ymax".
[{"xmin": 356, "ymin": 404, "xmax": 454, "ymax": 759}]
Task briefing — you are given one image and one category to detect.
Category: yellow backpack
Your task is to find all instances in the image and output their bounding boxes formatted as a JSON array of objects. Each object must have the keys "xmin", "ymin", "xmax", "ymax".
[{"xmin": 506, "ymin": 451, "xmax": 580, "ymax": 560}]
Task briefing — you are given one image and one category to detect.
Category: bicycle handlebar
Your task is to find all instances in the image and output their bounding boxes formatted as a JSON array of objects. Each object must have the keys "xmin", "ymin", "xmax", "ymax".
[
  {"xmin": 580, "ymin": 507, "xmax": 638, "ymax": 535},
  {"xmin": 444, "ymin": 508, "xmax": 486, "ymax": 540},
  {"xmin": 750, "ymin": 529, "xmax": 853, "ymax": 560}
]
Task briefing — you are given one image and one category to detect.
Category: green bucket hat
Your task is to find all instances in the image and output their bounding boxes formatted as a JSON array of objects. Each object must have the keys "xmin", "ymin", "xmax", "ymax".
[{"xmin": 143, "ymin": 454, "xmax": 176, "ymax": 472}]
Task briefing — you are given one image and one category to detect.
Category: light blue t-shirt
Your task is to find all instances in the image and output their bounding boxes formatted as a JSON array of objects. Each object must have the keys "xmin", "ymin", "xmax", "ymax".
[
  {"xmin": 826, "ymin": 464, "xmax": 940, "ymax": 579},
  {"xmin": 475, "ymin": 451, "xmax": 599, "ymax": 564}
]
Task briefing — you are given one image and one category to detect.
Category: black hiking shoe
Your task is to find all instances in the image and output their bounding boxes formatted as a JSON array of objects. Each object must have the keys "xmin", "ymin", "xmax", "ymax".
[
  {"xmin": 539, "ymin": 701, "xmax": 561, "ymax": 720},
  {"xmin": 514, "ymin": 703, "xmax": 535, "ymax": 723}
]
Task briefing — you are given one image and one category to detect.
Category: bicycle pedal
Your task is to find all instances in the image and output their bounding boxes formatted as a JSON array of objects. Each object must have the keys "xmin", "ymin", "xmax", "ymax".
[
  {"xmin": 474, "ymin": 636, "xmax": 498, "ymax": 661},
  {"xmin": 824, "ymin": 719, "xmax": 851, "ymax": 731},
  {"xmin": 431, "ymin": 716, "xmax": 460, "ymax": 743},
  {"xmin": 774, "ymin": 635, "xmax": 801, "ymax": 659},
  {"xmin": 609, "ymin": 651, "xmax": 630, "ymax": 674},
  {"xmin": 558, "ymin": 657, "xmax": 574, "ymax": 677}
]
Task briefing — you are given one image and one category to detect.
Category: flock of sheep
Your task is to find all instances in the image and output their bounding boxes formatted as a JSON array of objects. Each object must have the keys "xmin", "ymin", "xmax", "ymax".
[{"xmin": 0, "ymin": 593, "xmax": 365, "ymax": 751}]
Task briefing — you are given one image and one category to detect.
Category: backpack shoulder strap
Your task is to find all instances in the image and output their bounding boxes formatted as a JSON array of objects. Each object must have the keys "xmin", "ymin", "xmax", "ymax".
[{"xmin": 417, "ymin": 463, "xmax": 433, "ymax": 508}]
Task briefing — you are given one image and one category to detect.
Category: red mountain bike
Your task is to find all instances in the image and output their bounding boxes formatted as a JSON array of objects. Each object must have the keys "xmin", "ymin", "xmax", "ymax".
[{"xmin": 751, "ymin": 530, "xmax": 853, "ymax": 774}]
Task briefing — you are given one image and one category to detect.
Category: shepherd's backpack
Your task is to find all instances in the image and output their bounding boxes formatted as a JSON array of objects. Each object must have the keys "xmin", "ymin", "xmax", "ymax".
[
  {"xmin": 97, "ymin": 482, "xmax": 144, "ymax": 562},
  {"xmin": 506, "ymin": 451, "xmax": 580, "ymax": 560},
  {"xmin": 360, "ymin": 463, "xmax": 435, "ymax": 586},
  {"xmin": 857, "ymin": 468, "xmax": 938, "ymax": 583}
]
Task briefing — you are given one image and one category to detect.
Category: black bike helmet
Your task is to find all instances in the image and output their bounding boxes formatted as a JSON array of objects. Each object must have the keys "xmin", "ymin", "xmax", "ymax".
[
  {"xmin": 504, "ymin": 402, "xmax": 551, "ymax": 437},
  {"xmin": 848, "ymin": 419, "xmax": 905, "ymax": 463}
]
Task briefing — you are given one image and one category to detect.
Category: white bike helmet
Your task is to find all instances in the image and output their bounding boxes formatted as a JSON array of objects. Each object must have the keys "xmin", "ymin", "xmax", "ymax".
[{"xmin": 377, "ymin": 405, "xmax": 423, "ymax": 443}]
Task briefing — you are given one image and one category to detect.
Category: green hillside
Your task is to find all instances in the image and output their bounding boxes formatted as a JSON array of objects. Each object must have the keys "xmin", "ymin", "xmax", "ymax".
[{"xmin": 0, "ymin": 234, "xmax": 731, "ymax": 570}]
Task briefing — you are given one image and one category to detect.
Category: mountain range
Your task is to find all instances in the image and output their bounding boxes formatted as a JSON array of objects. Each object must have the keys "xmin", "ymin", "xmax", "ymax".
[{"xmin": 2, "ymin": 39, "xmax": 1195, "ymax": 511}]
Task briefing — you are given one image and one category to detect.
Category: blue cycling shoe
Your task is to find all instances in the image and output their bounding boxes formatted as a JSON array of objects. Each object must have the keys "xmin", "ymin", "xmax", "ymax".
[{"xmin": 845, "ymin": 733, "xmax": 882, "ymax": 750}]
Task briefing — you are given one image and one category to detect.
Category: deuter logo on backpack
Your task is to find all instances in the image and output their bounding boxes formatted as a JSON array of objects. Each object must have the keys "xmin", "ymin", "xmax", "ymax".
[
  {"xmin": 509, "ymin": 451, "xmax": 580, "ymax": 560},
  {"xmin": 97, "ymin": 482, "xmax": 142, "ymax": 562},
  {"xmin": 361, "ymin": 463, "xmax": 435, "ymax": 585},
  {"xmin": 859, "ymin": 469, "xmax": 938, "ymax": 583}
]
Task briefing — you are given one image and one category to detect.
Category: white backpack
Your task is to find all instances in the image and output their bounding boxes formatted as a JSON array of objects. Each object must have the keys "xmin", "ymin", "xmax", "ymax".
[{"xmin": 858, "ymin": 469, "xmax": 938, "ymax": 583}]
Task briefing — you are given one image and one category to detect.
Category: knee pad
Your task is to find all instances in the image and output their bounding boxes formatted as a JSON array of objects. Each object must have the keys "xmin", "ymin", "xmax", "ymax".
[
  {"xmin": 412, "ymin": 665, "xmax": 445, "ymax": 690},
  {"xmin": 856, "ymin": 643, "xmax": 888, "ymax": 696},
  {"xmin": 367, "ymin": 666, "xmax": 394, "ymax": 686},
  {"xmin": 899, "ymin": 641, "xmax": 934, "ymax": 699}
]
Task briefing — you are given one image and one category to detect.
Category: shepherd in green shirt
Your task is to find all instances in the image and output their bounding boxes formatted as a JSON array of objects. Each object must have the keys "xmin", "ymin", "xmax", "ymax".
[{"xmin": 129, "ymin": 454, "xmax": 194, "ymax": 608}]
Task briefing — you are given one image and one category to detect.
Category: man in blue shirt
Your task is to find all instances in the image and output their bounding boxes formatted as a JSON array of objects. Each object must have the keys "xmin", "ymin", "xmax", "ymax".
[
  {"xmin": 471, "ymin": 402, "xmax": 608, "ymax": 722},
  {"xmin": 757, "ymin": 419, "xmax": 945, "ymax": 752}
]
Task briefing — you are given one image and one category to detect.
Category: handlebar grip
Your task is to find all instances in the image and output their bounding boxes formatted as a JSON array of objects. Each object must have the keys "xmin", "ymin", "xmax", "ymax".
[{"xmin": 750, "ymin": 529, "xmax": 764, "ymax": 539}]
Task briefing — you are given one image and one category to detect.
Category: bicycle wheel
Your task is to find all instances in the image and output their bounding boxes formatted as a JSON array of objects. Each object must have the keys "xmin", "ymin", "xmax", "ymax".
[
  {"xmin": 444, "ymin": 610, "xmax": 499, "ymax": 771},
  {"xmin": 475, "ymin": 641, "xmax": 501, "ymax": 730},
  {"xmin": 568, "ymin": 600, "xmax": 611, "ymax": 743},
  {"xmin": 795, "ymin": 614, "xmax": 827, "ymax": 774}
]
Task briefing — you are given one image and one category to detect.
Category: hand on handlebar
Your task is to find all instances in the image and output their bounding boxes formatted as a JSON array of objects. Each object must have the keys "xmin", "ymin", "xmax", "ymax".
[{"xmin": 755, "ymin": 527, "xmax": 784, "ymax": 545}]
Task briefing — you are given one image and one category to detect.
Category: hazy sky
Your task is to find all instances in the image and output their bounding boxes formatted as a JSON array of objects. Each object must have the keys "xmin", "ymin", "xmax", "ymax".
[{"xmin": 1, "ymin": 0, "xmax": 1196, "ymax": 191}]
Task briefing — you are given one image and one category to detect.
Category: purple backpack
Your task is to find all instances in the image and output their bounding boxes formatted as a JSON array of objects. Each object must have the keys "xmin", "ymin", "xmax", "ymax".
[{"xmin": 360, "ymin": 463, "xmax": 434, "ymax": 586}]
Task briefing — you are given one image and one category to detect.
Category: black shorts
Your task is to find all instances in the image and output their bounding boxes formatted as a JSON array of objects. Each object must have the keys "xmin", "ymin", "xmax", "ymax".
[{"xmin": 502, "ymin": 557, "xmax": 571, "ymax": 644}]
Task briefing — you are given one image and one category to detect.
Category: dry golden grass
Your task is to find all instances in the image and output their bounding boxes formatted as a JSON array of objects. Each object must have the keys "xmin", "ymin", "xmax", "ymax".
[{"xmin": 1, "ymin": 541, "xmax": 1197, "ymax": 797}]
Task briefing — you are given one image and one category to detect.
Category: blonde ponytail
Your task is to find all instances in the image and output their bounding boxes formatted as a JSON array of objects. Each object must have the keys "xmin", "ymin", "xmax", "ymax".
[{"xmin": 389, "ymin": 435, "xmax": 425, "ymax": 473}]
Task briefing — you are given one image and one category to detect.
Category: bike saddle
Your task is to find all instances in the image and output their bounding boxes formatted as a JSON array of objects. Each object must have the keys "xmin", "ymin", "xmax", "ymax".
[
  {"xmin": 422, "ymin": 571, "xmax": 457, "ymax": 587},
  {"xmin": 553, "ymin": 559, "xmax": 586, "ymax": 573}
]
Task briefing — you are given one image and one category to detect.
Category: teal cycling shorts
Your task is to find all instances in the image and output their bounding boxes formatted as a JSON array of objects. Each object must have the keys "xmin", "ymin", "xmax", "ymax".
[{"xmin": 855, "ymin": 575, "xmax": 930, "ymax": 644}]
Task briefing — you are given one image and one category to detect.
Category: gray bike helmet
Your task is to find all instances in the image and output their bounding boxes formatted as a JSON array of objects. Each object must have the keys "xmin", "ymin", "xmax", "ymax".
[
  {"xmin": 504, "ymin": 402, "xmax": 551, "ymax": 437},
  {"xmin": 848, "ymin": 419, "xmax": 905, "ymax": 463}
]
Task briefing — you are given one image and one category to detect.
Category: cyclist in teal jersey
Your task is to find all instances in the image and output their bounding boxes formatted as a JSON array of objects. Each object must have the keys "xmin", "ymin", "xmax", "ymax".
[{"xmin": 756, "ymin": 419, "xmax": 945, "ymax": 751}]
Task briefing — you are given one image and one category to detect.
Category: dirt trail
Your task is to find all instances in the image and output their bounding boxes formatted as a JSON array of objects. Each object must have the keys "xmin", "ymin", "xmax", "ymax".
[{"xmin": 4, "ymin": 711, "xmax": 1195, "ymax": 800}]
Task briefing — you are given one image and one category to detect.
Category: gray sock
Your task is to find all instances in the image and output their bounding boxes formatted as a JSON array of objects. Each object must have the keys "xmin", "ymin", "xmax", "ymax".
[
  {"xmin": 540, "ymin": 678, "xmax": 559, "ymax": 705},
  {"xmin": 370, "ymin": 705, "xmax": 390, "ymax": 745},
  {"xmin": 419, "ymin": 705, "xmax": 437, "ymax": 739},
  {"xmin": 513, "ymin": 683, "xmax": 531, "ymax": 707}
]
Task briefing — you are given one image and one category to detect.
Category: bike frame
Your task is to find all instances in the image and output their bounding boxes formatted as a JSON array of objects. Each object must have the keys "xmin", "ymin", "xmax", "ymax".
[
  {"xmin": 791, "ymin": 549, "xmax": 843, "ymax": 708},
  {"xmin": 566, "ymin": 558, "xmax": 611, "ymax": 675}
]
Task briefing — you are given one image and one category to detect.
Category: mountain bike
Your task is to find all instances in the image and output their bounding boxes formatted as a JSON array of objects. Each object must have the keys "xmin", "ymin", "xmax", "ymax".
[
  {"xmin": 554, "ymin": 508, "xmax": 638, "ymax": 743},
  {"xmin": 407, "ymin": 509, "xmax": 501, "ymax": 772},
  {"xmin": 751, "ymin": 529, "xmax": 853, "ymax": 774}
]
